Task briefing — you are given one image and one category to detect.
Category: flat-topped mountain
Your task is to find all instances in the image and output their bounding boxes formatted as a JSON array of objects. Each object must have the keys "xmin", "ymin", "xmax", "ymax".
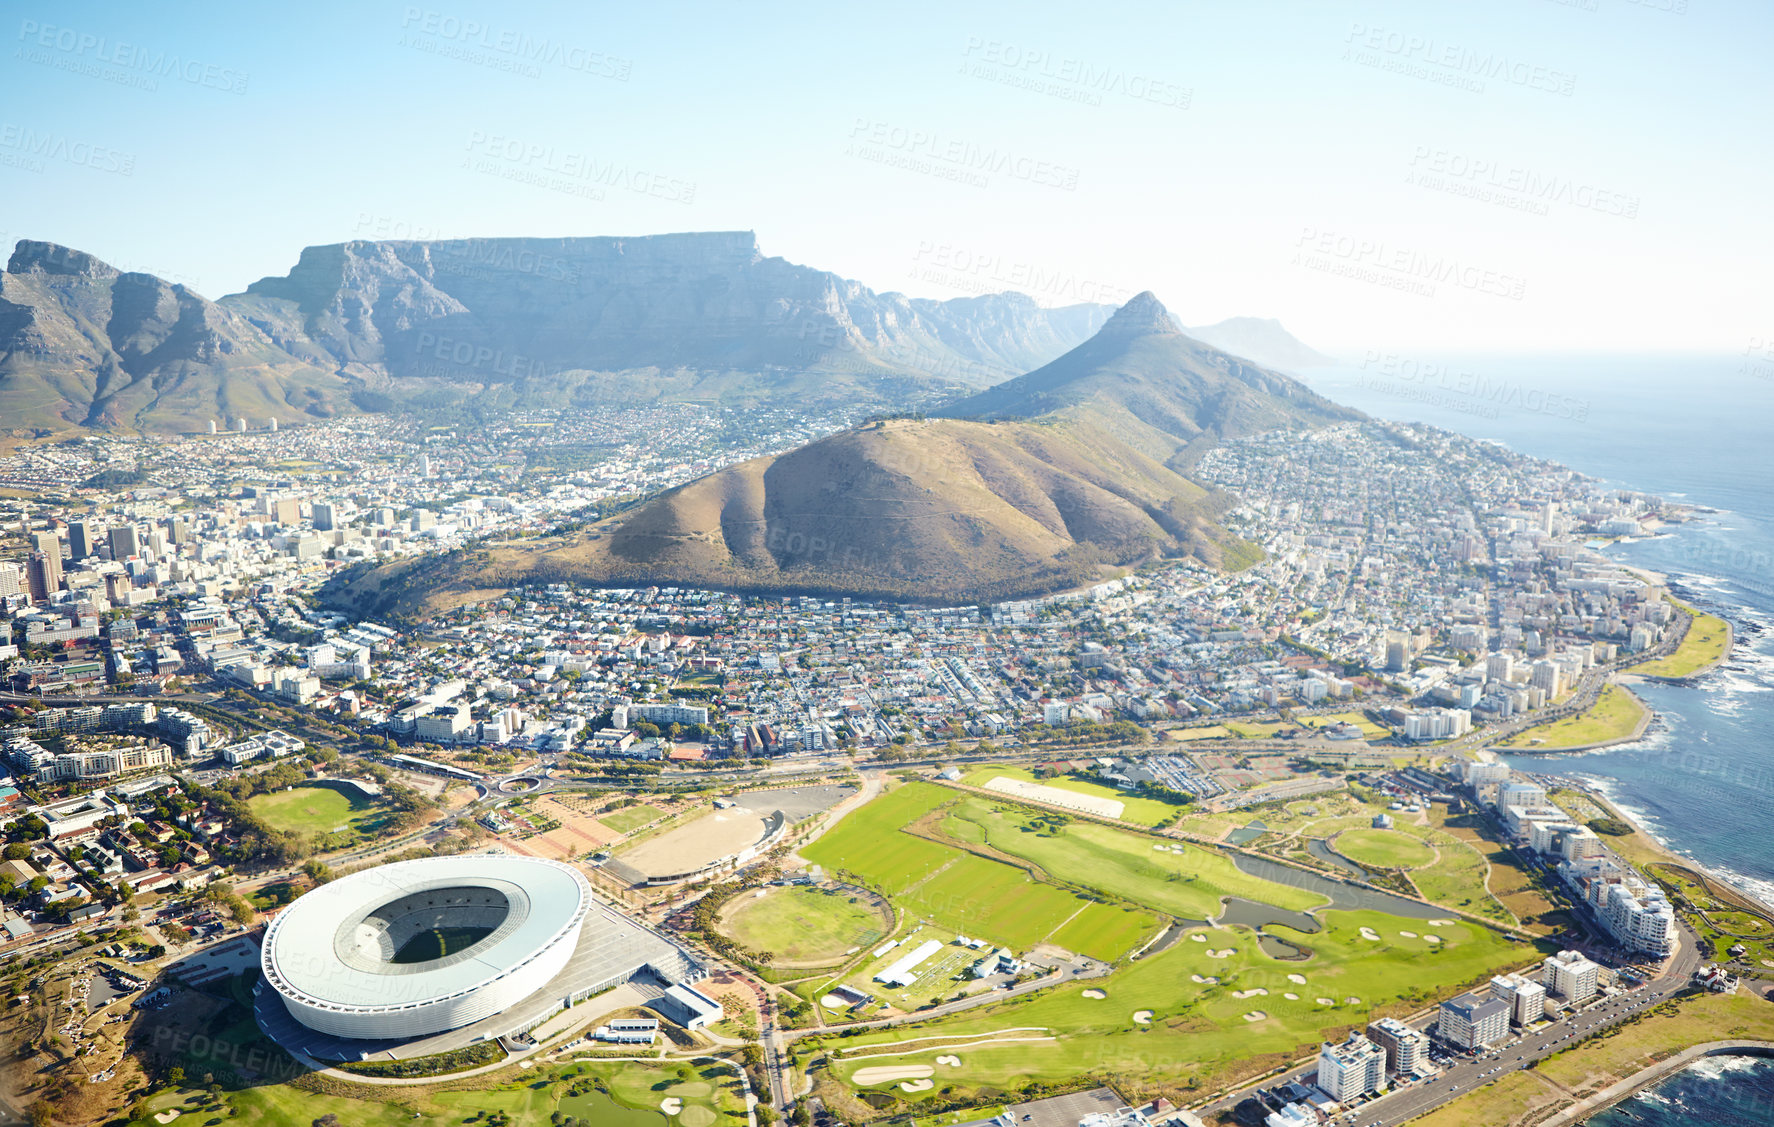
[
  {"xmin": 938, "ymin": 292, "xmax": 1360, "ymax": 468},
  {"xmin": 0, "ymin": 233, "xmax": 1122, "ymax": 433}
]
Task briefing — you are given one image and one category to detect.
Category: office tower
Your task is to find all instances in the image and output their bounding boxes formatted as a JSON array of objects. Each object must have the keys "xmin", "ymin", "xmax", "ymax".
[
  {"xmin": 69, "ymin": 521, "xmax": 99, "ymax": 560},
  {"xmin": 110, "ymin": 525, "xmax": 140, "ymax": 560},
  {"xmin": 25, "ymin": 551, "xmax": 60, "ymax": 602}
]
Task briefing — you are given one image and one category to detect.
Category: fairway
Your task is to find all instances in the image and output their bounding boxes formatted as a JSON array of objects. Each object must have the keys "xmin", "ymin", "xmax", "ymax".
[
  {"xmin": 942, "ymin": 797, "xmax": 1324, "ymax": 919},
  {"xmin": 1334, "ymin": 828, "xmax": 1436, "ymax": 869},
  {"xmin": 1499, "ymin": 683, "xmax": 1648, "ymax": 749},
  {"xmin": 247, "ymin": 782, "xmax": 384, "ymax": 837},
  {"xmin": 821, "ymin": 906, "xmax": 1539, "ymax": 1101},
  {"xmin": 722, "ymin": 884, "xmax": 891, "ymax": 964}
]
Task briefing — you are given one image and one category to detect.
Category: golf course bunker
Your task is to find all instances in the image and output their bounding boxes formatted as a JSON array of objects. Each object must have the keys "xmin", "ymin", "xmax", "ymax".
[
  {"xmin": 900, "ymin": 1079, "xmax": 934, "ymax": 1093},
  {"xmin": 1425, "ymin": 934, "xmax": 1442, "ymax": 943},
  {"xmin": 1287, "ymin": 973, "xmax": 1308, "ymax": 984},
  {"xmin": 1430, "ymin": 918, "xmax": 1455, "ymax": 927},
  {"xmin": 1190, "ymin": 934, "xmax": 1208, "ymax": 943},
  {"xmin": 1283, "ymin": 992, "xmax": 1299, "ymax": 1000},
  {"xmin": 1133, "ymin": 1010, "xmax": 1153, "ymax": 1024},
  {"xmin": 1399, "ymin": 930, "xmax": 1418, "ymax": 938},
  {"xmin": 935, "ymin": 1055, "xmax": 961, "ymax": 1067},
  {"xmin": 660, "ymin": 1097, "xmax": 683, "ymax": 1115},
  {"xmin": 1227, "ymin": 852, "xmax": 1445, "ymax": 918},
  {"xmin": 1241, "ymin": 1010, "xmax": 1267, "ymax": 1022},
  {"xmin": 854, "ymin": 1064, "xmax": 934, "ymax": 1086},
  {"xmin": 1316, "ymin": 997, "xmax": 1336, "ymax": 1005},
  {"xmin": 1082, "ymin": 988, "xmax": 1107, "ymax": 999},
  {"xmin": 1205, "ymin": 948, "xmax": 1235, "ymax": 958},
  {"xmin": 1190, "ymin": 974, "xmax": 1219, "ymax": 984},
  {"xmin": 1359, "ymin": 926, "xmax": 1381, "ymax": 941},
  {"xmin": 1232, "ymin": 988, "xmax": 1268, "ymax": 999}
]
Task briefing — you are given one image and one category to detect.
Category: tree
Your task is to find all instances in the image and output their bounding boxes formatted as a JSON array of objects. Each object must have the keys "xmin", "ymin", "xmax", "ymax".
[{"xmin": 28, "ymin": 1104, "xmax": 51, "ymax": 1127}]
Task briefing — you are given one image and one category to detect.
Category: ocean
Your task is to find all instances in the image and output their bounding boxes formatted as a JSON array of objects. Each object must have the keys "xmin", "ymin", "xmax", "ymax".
[
  {"xmin": 1584, "ymin": 1053, "xmax": 1774, "ymax": 1126},
  {"xmin": 1298, "ymin": 353, "xmax": 1774, "ymax": 904}
]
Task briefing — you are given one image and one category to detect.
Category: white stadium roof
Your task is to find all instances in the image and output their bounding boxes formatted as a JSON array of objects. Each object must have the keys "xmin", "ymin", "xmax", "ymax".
[{"xmin": 262, "ymin": 854, "xmax": 589, "ymax": 1038}]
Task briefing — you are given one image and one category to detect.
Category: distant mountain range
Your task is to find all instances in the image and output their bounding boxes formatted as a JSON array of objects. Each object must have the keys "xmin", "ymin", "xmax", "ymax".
[
  {"xmin": 326, "ymin": 292, "xmax": 1359, "ymax": 612},
  {"xmin": 0, "ymin": 232, "xmax": 1330, "ymax": 434}
]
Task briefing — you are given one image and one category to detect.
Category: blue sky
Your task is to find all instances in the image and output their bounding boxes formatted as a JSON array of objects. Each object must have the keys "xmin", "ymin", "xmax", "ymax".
[{"xmin": 3, "ymin": 0, "xmax": 1768, "ymax": 352}]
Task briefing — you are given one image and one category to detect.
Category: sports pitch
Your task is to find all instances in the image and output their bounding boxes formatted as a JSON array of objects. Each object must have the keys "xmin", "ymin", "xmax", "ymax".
[
  {"xmin": 722, "ymin": 884, "xmax": 891, "ymax": 965},
  {"xmin": 247, "ymin": 781, "xmax": 385, "ymax": 837},
  {"xmin": 1335, "ymin": 827, "xmax": 1437, "ymax": 869}
]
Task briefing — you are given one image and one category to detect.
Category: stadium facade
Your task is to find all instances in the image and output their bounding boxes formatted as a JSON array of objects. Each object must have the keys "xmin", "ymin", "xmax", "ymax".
[{"xmin": 259, "ymin": 854, "xmax": 701, "ymax": 1050}]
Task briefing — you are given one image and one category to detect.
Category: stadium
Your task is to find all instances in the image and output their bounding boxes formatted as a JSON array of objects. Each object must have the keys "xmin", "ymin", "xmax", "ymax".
[{"xmin": 257, "ymin": 854, "xmax": 705, "ymax": 1059}]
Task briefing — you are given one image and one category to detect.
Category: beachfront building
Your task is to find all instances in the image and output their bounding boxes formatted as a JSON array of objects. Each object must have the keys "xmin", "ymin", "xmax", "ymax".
[
  {"xmin": 1437, "ymin": 992, "xmax": 1509, "ymax": 1050},
  {"xmin": 1489, "ymin": 972, "xmax": 1547, "ymax": 1025},
  {"xmin": 1366, "ymin": 1017, "xmax": 1428, "ymax": 1077},
  {"xmin": 1316, "ymin": 1031, "xmax": 1385, "ymax": 1102},
  {"xmin": 1542, "ymin": 950, "xmax": 1601, "ymax": 1004}
]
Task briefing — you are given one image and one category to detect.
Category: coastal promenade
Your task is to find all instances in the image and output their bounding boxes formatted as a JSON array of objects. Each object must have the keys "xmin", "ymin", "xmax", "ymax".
[{"xmin": 1536, "ymin": 1038, "xmax": 1774, "ymax": 1126}]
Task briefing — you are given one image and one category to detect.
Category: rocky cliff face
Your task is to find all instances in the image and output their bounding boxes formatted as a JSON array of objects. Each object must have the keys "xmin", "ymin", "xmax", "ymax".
[
  {"xmin": 0, "ymin": 242, "xmax": 352, "ymax": 431},
  {"xmin": 226, "ymin": 232, "xmax": 1113, "ymax": 392}
]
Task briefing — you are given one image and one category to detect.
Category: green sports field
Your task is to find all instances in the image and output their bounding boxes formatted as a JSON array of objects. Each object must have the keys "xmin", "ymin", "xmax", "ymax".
[
  {"xmin": 1334, "ymin": 827, "xmax": 1437, "ymax": 869},
  {"xmin": 723, "ymin": 884, "xmax": 890, "ymax": 964},
  {"xmin": 247, "ymin": 781, "xmax": 386, "ymax": 837},
  {"xmin": 598, "ymin": 802, "xmax": 666, "ymax": 834}
]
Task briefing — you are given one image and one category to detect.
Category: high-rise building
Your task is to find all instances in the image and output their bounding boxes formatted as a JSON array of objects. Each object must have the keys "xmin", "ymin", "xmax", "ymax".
[
  {"xmin": 25, "ymin": 551, "xmax": 60, "ymax": 602},
  {"xmin": 30, "ymin": 529, "xmax": 60, "ymax": 560},
  {"xmin": 235, "ymin": 417, "xmax": 248, "ymax": 433},
  {"xmin": 271, "ymin": 497, "xmax": 300, "ymax": 526},
  {"xmin": 1489, "ymin": 972, "xmax": 1547, "ymax": 1025},
  {"xmin": 1542, "ymin": 949, "xmax": 1600, "ymax": 1004},
  {"xmin": 1485, "ymin": 652, "xmax": 1515, "ymax": 682},
  {"xmin": 0, "ymin": 560, "xmax": 21, "ymax": 598},
  {"xmin": 1316, "ymin": 1031, "xmax": 1385, "ymax": 1103},
  {"xmin": 69, "ymin": 521, "xmax": 100, "ymax": 560},
  {"xmin": 1366, "ymin": 1017, "xmax": 1428, "ymax": 1077},
  {"xmin": 268, "ymin": 416, "xmax": 278, "ymax": 431},
  {"xmin": 1438, "ymin": 992, "xmax": 1509, "ymax": 1050},
  {"xmin": 109, "ymin": 525, "xmax": 140, "ymax": 560},
  {"xmin": 312, "ymin": 502, "xmax": 339, "ymax": 531}
]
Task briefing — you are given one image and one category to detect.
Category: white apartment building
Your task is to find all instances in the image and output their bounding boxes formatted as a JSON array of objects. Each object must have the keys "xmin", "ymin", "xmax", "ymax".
[
  {"xmin": 1589, "ymin": 877, "xmax": 1676, "ymax": 957},
  {"xmin": 1542, "ymin": 949, "xmax": 1600, "ymax": 1004},
  {"xmin": 1489, "ymin": 972, "xmax": 1547, "ymax": 1025},
  {"xmin": 628, "ymin": 701, "xmax": 711, "ymax": 727},
  {"xmin": 1317, "ymin": 1031, "xmax": 1386, "ymax": 1103},
  {"xmin": 1366, "ymin": 1017, "xmax": 1428, "ymax": 1076},
  {"xmin": 1438, "ymin": 992, "xmax": 1509, "ymax": 1050}
]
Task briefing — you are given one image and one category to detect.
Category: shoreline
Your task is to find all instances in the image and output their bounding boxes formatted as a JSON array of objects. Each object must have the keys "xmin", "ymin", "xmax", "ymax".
[{"xmin": 1540, "ymin": 1039, "xmax": 1774, "ymax": 1127}]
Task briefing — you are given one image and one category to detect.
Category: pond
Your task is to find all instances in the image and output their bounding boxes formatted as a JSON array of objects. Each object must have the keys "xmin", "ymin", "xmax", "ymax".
[{"xmin": 1225, "ymin": 850, "xmax": 1445, "ymax": 919}]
